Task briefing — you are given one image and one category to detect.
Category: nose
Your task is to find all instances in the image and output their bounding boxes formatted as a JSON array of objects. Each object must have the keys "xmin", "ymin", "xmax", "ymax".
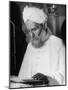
[{"xmin": 32, "ymin": 30, "xmax": 41, "ymax": 38}]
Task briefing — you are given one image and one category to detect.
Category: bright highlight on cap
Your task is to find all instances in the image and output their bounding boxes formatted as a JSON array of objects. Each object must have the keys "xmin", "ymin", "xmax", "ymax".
[{"xmin": 23, "ymin": 6, "xmax": 48, "ymax": 24}]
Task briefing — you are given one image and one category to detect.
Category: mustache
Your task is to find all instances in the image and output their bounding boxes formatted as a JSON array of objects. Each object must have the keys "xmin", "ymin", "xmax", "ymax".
[{"xmin": 32, "ymin": 35, "xmax": 40, "ymax": 40}]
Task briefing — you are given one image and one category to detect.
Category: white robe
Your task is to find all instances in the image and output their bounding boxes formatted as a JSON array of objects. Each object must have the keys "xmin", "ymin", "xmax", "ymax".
[{"xmin": 18, "ymin": 35, "xmax": 65, "ymax": 85}]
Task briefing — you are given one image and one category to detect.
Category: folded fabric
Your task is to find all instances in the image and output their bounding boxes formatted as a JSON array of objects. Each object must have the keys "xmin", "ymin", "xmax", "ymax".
[{"xmin": 23, "ymin": 6, "xmax": 48, "ymax": 24}]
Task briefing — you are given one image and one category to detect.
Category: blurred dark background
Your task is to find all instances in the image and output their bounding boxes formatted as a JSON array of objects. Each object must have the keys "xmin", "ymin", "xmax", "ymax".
[
  {"xmin": 9, "ymin": 1, "xmax": 66, "ymax": 76},
  {"xmin": 10, "ymin": 2, "xmax": 27, "ymax": 75}
]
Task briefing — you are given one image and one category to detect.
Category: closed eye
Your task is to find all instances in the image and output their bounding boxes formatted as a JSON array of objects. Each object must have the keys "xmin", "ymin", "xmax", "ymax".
[{"xmin": 31, "ymin": 27, "xmax": 37, "ymax": 31}]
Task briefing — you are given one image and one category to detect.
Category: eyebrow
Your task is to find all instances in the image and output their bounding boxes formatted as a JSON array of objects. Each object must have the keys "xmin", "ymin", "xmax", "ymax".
[
  {"xmin": 35, "ymin": 23, "xmax": 44, "ymax": 29},
  {"xmin": 31, "ymin": 23, "xmax": 45, "ymax": 31},
  {"xmin": 31, "ymin": 27, "xmax": 38, "ymax": 31},
  {"xmin": 31, "ymin": 23, "xmax": 41, "ymax": 30}
]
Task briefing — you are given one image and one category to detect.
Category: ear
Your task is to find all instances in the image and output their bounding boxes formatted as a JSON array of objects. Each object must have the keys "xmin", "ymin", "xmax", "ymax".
[
  {"xmin": 22, "ymin": 23, "xmax": 29, "ymax": 34},
  {"xmin": 22, "ymin": 23, "xmax": 31, "ymax": 43}
]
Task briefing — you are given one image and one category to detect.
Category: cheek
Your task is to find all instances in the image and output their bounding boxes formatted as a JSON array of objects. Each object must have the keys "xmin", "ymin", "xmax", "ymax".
[
  {"xmin": 25, "ymin": 34, "xmax": 31, "ymax": 43},
  {"xmin": 29, "ymin": 32, "xmax": 33, "ymax": 38},
  {"xmin": 29, "ymin": 32, "xmax": 35, "ymax": 39}
]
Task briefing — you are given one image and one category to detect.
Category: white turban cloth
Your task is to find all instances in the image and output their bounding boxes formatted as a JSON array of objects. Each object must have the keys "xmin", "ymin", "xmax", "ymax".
[{"xmin": 23, "ymin": 6, "xmax": 48, "ymax": 24}]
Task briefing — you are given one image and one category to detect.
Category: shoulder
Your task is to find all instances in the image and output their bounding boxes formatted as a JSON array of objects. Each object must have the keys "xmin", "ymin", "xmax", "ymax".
[
  {"xmin": 50, "ymin": 35, "xmax": 63, "ymax": 43},
  {"xmin": 50, "ymin": 35, "xmax": 62, "ymax": 41},
  {"xmin": 49, "ymin": 35, "xmax": 64, "ymax": 49}
]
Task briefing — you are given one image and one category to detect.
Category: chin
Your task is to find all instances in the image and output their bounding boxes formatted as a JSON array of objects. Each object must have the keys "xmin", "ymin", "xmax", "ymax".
[{"xmin": 31, "ymin": 40, "xmax": 44, "ymax": 48}]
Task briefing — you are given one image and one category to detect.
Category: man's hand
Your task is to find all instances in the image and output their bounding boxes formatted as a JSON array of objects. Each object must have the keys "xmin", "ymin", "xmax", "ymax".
[
  {"xmin": 32, "ymin": 73, "xmax": 60, "ymax": 86},
  {"xmin": 32, "ymin": 73, "xmax": 49, "ymax": 84}
]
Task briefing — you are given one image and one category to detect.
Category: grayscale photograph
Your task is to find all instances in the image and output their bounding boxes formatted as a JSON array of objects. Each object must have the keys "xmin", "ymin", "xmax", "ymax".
[{"xmin": 9, "ymin": 1, "xmax": 66, "ymax": 89}]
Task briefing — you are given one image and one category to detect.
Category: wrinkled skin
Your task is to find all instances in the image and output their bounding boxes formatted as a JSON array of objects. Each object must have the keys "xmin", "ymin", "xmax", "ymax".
[{"xmin": 25, "ymin": 20, "xmax": 51, "ymax": 48}]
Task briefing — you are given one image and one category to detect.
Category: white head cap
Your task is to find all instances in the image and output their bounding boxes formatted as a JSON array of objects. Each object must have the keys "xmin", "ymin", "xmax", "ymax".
[{"xmin": 23, "ymin": 6, "xmax": 48, "ymax": 24}]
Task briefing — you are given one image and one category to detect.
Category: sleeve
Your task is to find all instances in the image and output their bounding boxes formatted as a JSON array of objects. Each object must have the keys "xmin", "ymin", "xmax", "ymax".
[
  {"xmin": 53, "ymin": 44, "xmax": 65, "ymax": 85},
  {"xmin": 18, "ymin": 46, "xmax": 32, "ymax": 80}
]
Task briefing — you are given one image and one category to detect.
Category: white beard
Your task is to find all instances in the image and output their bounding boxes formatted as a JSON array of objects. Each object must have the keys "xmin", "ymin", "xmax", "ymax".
[
  {"xmin": 32, "ymin": 41, "xmax": 41, "ymax": 48},
  {"xmin": 31, "ymin": 30, "xmax": 47, "ymax": 48},
  {"xmin": 31, "ymin": 36, "xmax": 44, "ymax": 48}
]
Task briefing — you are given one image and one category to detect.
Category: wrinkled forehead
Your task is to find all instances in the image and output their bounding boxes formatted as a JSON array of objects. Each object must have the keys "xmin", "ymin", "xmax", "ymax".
[
  {"xmin": 25, "ymin": 20, "xmax": 39, "ymax": 31},
  {"xmin": 25, "ymin": 20, "xmax": 46, "ymax": 32}
]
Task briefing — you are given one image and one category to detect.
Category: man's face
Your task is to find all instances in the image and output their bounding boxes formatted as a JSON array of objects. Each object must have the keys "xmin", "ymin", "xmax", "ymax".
[{"xmin": 25, "ymin": 20, "xmax": 46, "ymax": 48}]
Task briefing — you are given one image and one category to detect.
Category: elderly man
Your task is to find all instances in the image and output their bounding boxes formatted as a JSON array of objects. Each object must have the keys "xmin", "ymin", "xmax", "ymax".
[{"xmin": 10, "ymin": 6, "xmax": 65, "ymax": 86}]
